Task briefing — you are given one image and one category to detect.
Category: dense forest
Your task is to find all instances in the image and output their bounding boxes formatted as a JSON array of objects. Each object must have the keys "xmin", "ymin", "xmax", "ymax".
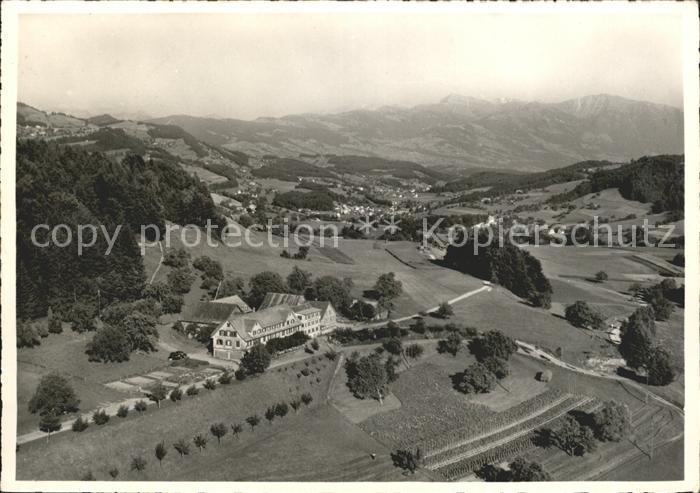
[
  {"xmin": 327, "ymin": 155, "xmax": 449, "ymax": 183},
  {"xmin": 17, "ymin": 139, "xmax": 226, "ymax": 319},
  {"xmin": 548, "ymin": 155, "xmax": 684, "ymax": 216},
  {"xmin": 272, "ymin": 190, "xmax": 337, "ymax": 211},
  {"xmin": 443, "ymin": 236, "xmax": 553, "ymax": 307},
  {"xmin": 436, "ymin": 160, "xmax": 615, "ymax": 196}
]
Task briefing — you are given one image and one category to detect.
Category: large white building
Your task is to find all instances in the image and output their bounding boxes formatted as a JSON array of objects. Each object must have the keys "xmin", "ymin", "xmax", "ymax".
[{"xmin": 211, "ymin": 295, "xmax": 336, "ymax": 361}]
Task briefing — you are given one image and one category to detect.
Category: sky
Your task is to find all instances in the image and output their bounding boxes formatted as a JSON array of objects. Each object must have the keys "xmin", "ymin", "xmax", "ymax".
[{"xmin": 18, "ymin": 11, "xmax": 684, "ymax": 120}]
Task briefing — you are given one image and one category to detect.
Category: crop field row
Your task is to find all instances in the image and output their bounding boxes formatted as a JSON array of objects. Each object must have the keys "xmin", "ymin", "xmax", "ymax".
[
  {"xmin": 434, "ymin": 397, "xmax": 601, "ymax": 480},
  {"xmin": 423, "ymin": 388, "xmax": 565, "ymax": 454},
  {"xmin": 426, "ymin": 395, "xmax": 594, "ymax": 470}
]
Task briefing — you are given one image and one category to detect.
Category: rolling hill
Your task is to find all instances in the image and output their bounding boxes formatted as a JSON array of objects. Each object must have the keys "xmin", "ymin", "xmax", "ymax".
[{"xmin": 150, "ymin": 94, "xmax": 683, "ymax": 173}]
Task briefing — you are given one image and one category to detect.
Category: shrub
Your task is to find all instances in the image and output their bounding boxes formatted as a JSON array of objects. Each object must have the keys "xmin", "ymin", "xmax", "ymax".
[
  {"xmin": 134, "ymin": 400, "xmax": 148, "ymax": 412},
  {"xmin": 274, "ymin": 402, "xmax": 289, "ymax": 417},
  {"xmin": 71, "ymin": 416, "xmax": 89, "ymax": 432},
  {"xmin": 301, "ymin": 393, "xmax": 313, "ymax": 405},
  {"xmin": 116, "ymin": 404, "xmax": 129, "ymax": 418},
  {"xmin": 203, "ymin": 378, "xmax": 217, "ymax": 390},
  {"xmin": 405, "ymin": 343, "xmax": 424, "ymax": 359},
  {"xmin": 92, "ymin": 409, "xmax": 110, "ymax": 425},
  {"xmin": 186, "ymin": 385, "xmax": 199, "ymax": 396},
  {"xmin": 235, "ymin": 368, "xmax": 247, "ymax": 381},
  {"xmin": 170, "ymin": 388, "xmax": 183, "ymax": 402},
  {"xmin": 218, "ymin": 372, "xmax": 233, "ymax": 385}
]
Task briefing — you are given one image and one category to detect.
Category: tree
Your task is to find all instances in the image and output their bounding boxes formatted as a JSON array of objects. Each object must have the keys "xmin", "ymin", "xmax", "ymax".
[
  {"xmin": 155, "ymin": 441, "xmax": 167, "ymax": 467},
  {"xmin": 648, "ymin": 291, "xmax": 674, "ymax": 321},
  {"xmin": 134, "ymin": 400, "xmax": 148, "ymax": 413},
  {"xmin": 193, "ymin": 256, "xmax": 224, "ymax": 280},
  {"xmin": 148, "ymin": 382, "xmax": 168, "ymax": 408},
  {"xmin": 170, "ymin": 388, "xmax": 183, "ymax": 403},
  {"xmin": 240, "ymin": 344, "xmax": 272, "ymax": 375},
  {"xmin": 310, "ymin": 275, "xmax": 352, "ymax": 312},
  {"xmin": 173, "ymin": 438, "xmax": 191, "ymax": 457},
  {"xmin": 193, "ymin": 434, "xmax": 208, "ymax": 452},
  {"xmin": 167, "ymin": 266, "xmax": 195, "ymax": 294},
  {"xmin": 93, "ymin": 409, "xmax": 110, "ymax": 425},
  {"xmin": 71, "ymin": 416, "xmax": 89, "ymax": 432},
  {"xmin": 345, "ymin": 352, "xmax": 388, "ymax": 402},
  {"xmin": 437, "ymin": 331, "xmax": 462, "ymax": 356},
  {"xmin": 28, "ymin": 373, "xmax": 80, "ymax": 416},
  {"xmin": 39, "ymin": 411, "xmax": 62, "ymax": 440},
  {"xmin": 595, "ymin": 270, "xmax": 608, "ymax": 282},
  {"xmin": 265, "ymin": 406, "xmax": 276, "ymax": 425},
  {"xmin": 385, "ymin": 355, "xmax": 399, "ymax": 383},
  {"xmin": 17, "ymin": 321, "xmax": 41, "ymax": 348},
  {"xmin": 218, "ymin": 372, "xmax": 233, "ymax": 385},
  {"xmin": 348, "ymin": 300, "xmax": 376, "ymax": 321},
  {"xmin": 482, "ymin": 356, "xmax": 510, "ymax": 380},
  {"xmin": 108, "ymin": 467, "xmax": 119, "ymax": 479},
  {"xmin": 290, "ymin": 398, "xmax": 302, "ymax": 413},
  {"xmin": 231, "ymin": 423, "xmax": 243, "ymax": 439},
  {"xmin": 619, "ymin": 307, "xmax": 655, "ymax": 369},
  {"xmin": 210, "ymin": 422, "xmax": 228, "ymax": 444},
  {"xmin": 71, "ymin": 301, "xmax": 97, "ymax": 333},
  {"xmin": 409, "ymin": 317, "xmax": 426, "ymax": 334},
  {"xmin": 374, "ymin": 273, "xmax": 403, "ymax": 303},
  {"xmin": 216, "ymin": 274, "xmax": 246, "ymax": 299},
  {"xmin": 405, "ymin": 343, "xmax": 424, "ymax": 360},
  {"xmin": 163, "ymin": 247, "xmax": 190, "ymax": 268},
  {"xmin": 186, "ymin": 385, "xmax": 199, "ymax": 396},
  {"xmin": 671, "ymin": 253, "xmax": 684, "ymax": 267},
  {"xmin": 456, "ymin": 363, "xmax": 496, "ymax": 394},
  {"xmin": 468, "ymin": 330, "xmax": 517, "ymax": 362},
  {"xmin": 287, "ymin": 266, "xmax": 313, "ymax": 294},
  {"xmin": 116, "ymin": 404, "xmax": 129, "ymax": 417},
  {"xmin": 383, "ymin": 338, "xmax": 403, "ymax": 356},
  {"xmin": 274, "ymin": 402, "xmax": 289, "ymax": 418},
  {"xmin": 130, "ymin": 455, "xmax": 147, "ymax": 473},
  {"xmin": 47, "ymin": 308, "xmax": 63, "ymax": 334},
  {"xmin": 592, "ymin": 401, "xmax": 631, "ymax": 442},
  {"xmin": 300, "ymin": 393, "xmax": 313, "ymax": 405},
  {"xmin": 508, "ymin": 458, "xmax": 552, "ymax": 481},
  {"xmin": 293, "ymin": 245, "xmax": 310, "ymax": 260},
  {"xmin": 87, "ymin": 324, "xmax": 131, "ymax": 362},
  {"xmin": 203, "ymin": 378, "xmax": 217, "ymax": 390},
  {"xmin": 646, "ymin": 347, "xmax": 676, "ymax": 386},
  {"xmin": 121, "ymin": 311, "xmax": 159, "ymax": 353},
  {"xmin": 552, "ymin": 415, "xmax": 597, "ymax": 456},
  {"xmin": 435, "ymin": 302, "xmax": 454, "ymax": 319},
  {"xmin": 248, "ymin": 271, "xmax": 287, "ymax": 308},
  {"xmin": 391, "ymin": 448, "xmax": 419, "ymax": 474},
  {"xmin": 564, "ymin": 301, "xmax": 605, "ymax": 330},
  {"xmin": 246, "ymin": 414, "xmax": 261, "ymax": 431}
]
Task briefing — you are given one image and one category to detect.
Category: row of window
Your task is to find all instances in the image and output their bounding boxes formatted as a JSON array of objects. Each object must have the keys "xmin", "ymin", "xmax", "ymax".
[{"xmin": 216, "ymin": 339, "xmax": 241, "ymax": 348}]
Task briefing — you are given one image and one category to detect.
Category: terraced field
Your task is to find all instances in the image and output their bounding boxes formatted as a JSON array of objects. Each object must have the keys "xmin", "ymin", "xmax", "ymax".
[{"xmin": 419, "ymin": 390, "xmax": 599, "ymax": 479}]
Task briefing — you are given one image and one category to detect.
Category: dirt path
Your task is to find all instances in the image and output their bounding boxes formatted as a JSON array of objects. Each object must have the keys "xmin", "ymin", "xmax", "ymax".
[{"xmin": 148, "ymin": 241, "xmax": 164, "ymax": 284}]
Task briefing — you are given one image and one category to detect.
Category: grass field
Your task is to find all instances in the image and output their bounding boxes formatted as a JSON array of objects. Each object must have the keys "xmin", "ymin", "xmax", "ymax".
[
  {"xmin": 17, "ymin": 330, "xmax": 171, "ymax": 435},
  {"xmin": 17, "ymin": 356, "xmax": 339, "ymax": 480}
]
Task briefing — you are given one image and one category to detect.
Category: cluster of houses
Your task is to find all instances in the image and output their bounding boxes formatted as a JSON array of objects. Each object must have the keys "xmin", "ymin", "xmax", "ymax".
[{"xmin": 180, "ymin": 293, "xmax": 337, "ymax": 361}]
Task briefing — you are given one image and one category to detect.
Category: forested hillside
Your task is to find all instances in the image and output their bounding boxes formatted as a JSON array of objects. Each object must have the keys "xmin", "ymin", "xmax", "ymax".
[
  {"xmin": 548, "ymin": 155, "xmax": 684, "ymax": 216},
  {"xmin": 16, "ymin": 139, "xmax": 226, "ymax": 319}
]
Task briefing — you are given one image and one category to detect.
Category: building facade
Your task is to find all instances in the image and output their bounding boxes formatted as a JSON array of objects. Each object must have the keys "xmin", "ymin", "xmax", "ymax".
[{"xmin": 211, "ymin": 300, "xmax": 336, "ymax": 361}]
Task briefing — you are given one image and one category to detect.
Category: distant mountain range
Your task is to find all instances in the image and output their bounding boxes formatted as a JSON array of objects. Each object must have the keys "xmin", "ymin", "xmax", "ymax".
[{"xmin": 149, "ymin": 94, "xmax": 683, "ymax": 173}]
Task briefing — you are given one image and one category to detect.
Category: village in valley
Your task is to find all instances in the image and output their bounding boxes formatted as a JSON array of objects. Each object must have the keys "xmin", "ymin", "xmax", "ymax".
[{"xmin": 9, "ymin": 7, "xmax": 691, "ymax": 487}]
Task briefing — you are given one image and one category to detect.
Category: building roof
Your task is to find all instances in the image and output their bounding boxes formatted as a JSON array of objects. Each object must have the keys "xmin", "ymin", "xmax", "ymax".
[
  {"xmin": 216, "ymin": 302, "xmax": 323, "ymax": 342},
  {"xmin": 211, "ymin": 294, "xmax": 252, "ymax": 313},
  {"xmin": 181, "ymin": 301, "xmax": 243, "ymax": 325},
  {"xmin": 259, "ymin": 292, "xmax": 307, "ymax": 310}
]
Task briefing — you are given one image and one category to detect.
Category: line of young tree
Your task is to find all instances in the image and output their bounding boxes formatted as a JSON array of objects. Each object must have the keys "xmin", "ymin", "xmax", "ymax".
[{"xmin": 77, "ymin": 392, "xmax": 316, "ymax": 479}]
